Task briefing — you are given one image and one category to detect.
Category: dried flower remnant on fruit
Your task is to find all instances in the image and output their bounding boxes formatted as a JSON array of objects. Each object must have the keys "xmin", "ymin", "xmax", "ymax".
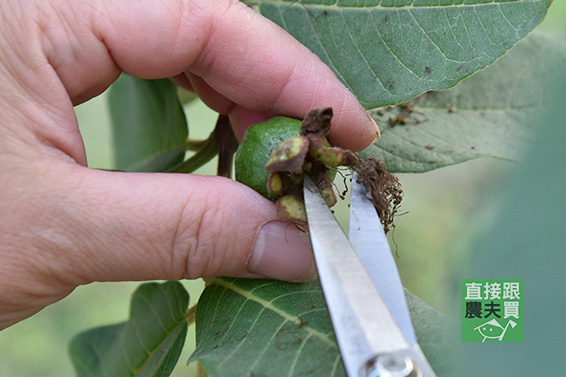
[
  {"xmin": 300, "ymin": 108, "xmax": 333, "ymax": 151},
  {"xmin": 298, "ymin": 108, "xmax": 402, "ymax": 232},
  {"xmin": 262, "ymin": 107, "xmax": 403, "ymax": 232}
]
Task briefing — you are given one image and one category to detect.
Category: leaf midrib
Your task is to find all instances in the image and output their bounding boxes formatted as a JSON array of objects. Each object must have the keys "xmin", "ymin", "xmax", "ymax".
[
  {"xmin": 131, "ymin": 286, "xmax": 189, "ymax": 376},
  {"xmin": 208, "ymin": 277, "xmax": 336, "ymax": 348},
  {"xmin": 124, "ymin": 141, "xmax": 187, "ymax": 172},
  {"xmin": 254, "ymin": 0, "xmax": 537, "ymax": 11}
]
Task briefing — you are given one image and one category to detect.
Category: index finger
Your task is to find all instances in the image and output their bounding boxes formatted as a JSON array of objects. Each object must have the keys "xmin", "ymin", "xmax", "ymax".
[
  {"xmin": 180, "ymin": 1, "xmax": 380, "ymax": 150},
  {"xmin": 37, "ymin": 0, "xmax": 379, "ymax": 151}
]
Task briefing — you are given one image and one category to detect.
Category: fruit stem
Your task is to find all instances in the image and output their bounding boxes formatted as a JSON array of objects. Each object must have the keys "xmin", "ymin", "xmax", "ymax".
[
  {"xmin": 168, "ymin": 135, "xmax": 218, "ymax": 173},
  {"xmin": 214, "ymin": 114, "xmax": 238, "ymax": 178},
  {"xmin": 186, "ymin": 303, "xmax": 198, "ymax": 326},
  {"xmin": 184, "ymin": 138, "xmax": 209, "ymax": 151}
]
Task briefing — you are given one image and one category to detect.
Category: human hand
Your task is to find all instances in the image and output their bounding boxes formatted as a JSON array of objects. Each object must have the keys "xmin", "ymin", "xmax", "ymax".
[{"xmin": 0, "ymin": 0, "xmax": 379, "ymax": 329}]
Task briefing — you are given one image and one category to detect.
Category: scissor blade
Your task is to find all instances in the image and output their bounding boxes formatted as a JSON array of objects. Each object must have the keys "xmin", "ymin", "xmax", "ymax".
[
  {"xmin": 306, "ymin": 237, "xmax": 376, "ymax": 376},
  {"xmin": 349, "ymin": 175, "xmax": 417, "ymax": 345},
  {"xmin": 303, "ymin": 176, "xmax": 409, "ymax": 376}
]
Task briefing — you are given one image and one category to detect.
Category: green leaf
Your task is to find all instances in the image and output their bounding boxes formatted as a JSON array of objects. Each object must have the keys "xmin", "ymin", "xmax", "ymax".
[
  {"xmin": 360, "ymin": 32, "xmax": 566, "ymax": 173},
  {"xmin": 404, "ymin": 289, "xmax": 457, "ymax": 374},
  {"xmin": 190, "ymin": 277, "xmax": 455, "ymax": 377},
  {"xmin": 252, "ymin": 0, "xmax": 551, "ymax": 108},
  {"xmin": 69, "ymin": 282, "xmax": 189, "ymax": 377},
  {"xmin": 454, "ymin": 64, "xmax": 566, "ymax": 377},
  {"xmin": 109, "ymin": 74, "xmax": 188, "ymax": 172}
]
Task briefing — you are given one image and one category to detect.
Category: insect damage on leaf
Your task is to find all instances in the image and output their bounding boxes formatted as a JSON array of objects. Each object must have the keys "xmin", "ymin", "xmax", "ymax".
[
  {"xmin": 265, "ymin": 108, "xmax": 403, "ymax": 232},
  {"xmin": 374, "ymin": 99, "xmax": 428, "ymax": 128}
]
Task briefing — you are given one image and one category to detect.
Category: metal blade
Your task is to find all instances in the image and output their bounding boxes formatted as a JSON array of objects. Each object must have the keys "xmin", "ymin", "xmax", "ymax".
[
  {"xmin": 303, "ymin": 176, "xmax": 409, "ymax": 376},
  {"xmin": 304, "ymin": 176, "xmax": 437, "ymax": 377},
  {"xmin": 349, "ymin": 175, "xmax": 417, "ymax": 345}
]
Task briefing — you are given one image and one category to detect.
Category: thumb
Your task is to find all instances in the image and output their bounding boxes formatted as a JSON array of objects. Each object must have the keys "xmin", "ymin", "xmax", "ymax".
[{"xmin": 26, "ymin": 162, "xmax": 316, "ymax": 285}]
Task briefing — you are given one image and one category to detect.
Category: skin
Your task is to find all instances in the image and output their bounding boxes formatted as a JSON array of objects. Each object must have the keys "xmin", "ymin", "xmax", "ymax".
[{"xmin": 0, "ymin": 0, "xmax": 379, "ymax": 330}]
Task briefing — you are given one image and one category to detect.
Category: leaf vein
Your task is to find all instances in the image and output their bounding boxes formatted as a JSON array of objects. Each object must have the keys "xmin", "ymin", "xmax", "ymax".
[
  {"xmin": 247, "ymin": 318, "xmax": 288, "ymax": 372},
  {"xmin": 303, "ymin": 7, "xmax": 357, "ymax": 92},
  {"xmin": 369, "ymin": 12, "xmax": 412, "ymax": 94},
  {"xmin": 408, "ymin": 9, "xmax": 456, "ymax": 64},
  {"xmin": 288, "ymin": 333, "xmax": 312, "ymax": 377},
  {"xmin": 338, "ymin": 10, "xmax": 384, "ymax": 90},
  {"xmin": 209, "ymin": 278, "xmax": 337, "ymax": 348},
  {"xmin": 217, "ymin": 306, "xmax": 267, "ymax": 368},
  {"xmin": 253, "ymin": 0, "xmax": 535, "ymax": 11}
]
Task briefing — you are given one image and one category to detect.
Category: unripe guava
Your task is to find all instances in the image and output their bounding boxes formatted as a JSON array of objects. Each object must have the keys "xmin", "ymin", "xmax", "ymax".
[{"xmin": 234, "ymin": 117, "xmax": 302, "ymax": 199}]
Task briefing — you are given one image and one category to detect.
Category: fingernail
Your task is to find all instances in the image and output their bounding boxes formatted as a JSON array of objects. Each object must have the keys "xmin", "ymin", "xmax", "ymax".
[
  {"xmin": 248, "ymin": 221, "xmax": 316, "ymax": 282},
  {"xmin": 368, "ymin": 113, "xmax": 380, "ymax": 143}
]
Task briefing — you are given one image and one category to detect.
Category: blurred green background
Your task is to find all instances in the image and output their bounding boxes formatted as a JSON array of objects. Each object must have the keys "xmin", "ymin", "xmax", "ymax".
[{"xmin": 1, "ymin": 3, "xmax": 564, "ymax": 376}]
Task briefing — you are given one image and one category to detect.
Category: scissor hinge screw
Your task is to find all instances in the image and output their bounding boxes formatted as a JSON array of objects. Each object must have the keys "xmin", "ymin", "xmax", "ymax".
[{"xmin": 364, "ymin": 353, "xmax": 419, "ymax": 377}]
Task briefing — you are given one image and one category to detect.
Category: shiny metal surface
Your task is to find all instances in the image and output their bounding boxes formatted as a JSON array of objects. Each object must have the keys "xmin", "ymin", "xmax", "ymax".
[
  {"xmin": 303, "ymin": 176, "xmax": 437, "ymax": 377},
  {"xmin": 349, "ymin": 175, "xmax": 416, "ymax": 345}
]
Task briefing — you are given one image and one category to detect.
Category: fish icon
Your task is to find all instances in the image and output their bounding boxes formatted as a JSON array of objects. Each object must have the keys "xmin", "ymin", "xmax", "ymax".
[{"xmin": 474, "ymin": 319, "xmax": 517, "ymax": 342}]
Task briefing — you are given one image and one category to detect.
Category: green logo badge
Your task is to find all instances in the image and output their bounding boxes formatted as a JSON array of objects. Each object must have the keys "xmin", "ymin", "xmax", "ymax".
[{"xmin": 461, "ymin": 279, "xmax": 523, "ymax": 342}]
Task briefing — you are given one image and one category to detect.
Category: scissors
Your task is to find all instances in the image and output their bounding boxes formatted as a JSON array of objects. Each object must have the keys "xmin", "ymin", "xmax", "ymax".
[{"xmin": 303, "ymin": 175, "xmax": 437, "ymax": 377}]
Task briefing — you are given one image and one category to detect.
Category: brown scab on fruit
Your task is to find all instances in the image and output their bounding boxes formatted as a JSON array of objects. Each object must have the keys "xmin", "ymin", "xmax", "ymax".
[
  {"xmin": 267, "ymin": 172, "xmax": 284, "ymax": 196},
  {"xmin": 311, "ymin": 147, "xmax": 358, "ymax": 168},
  {"xmin": 266, "ymin": 136, "xmax": 309, "ymax": 174},
  {"xmin": 267, "ymin": 171, "xmax": 304, "ymax": 197},
  {"xmin": 319, "ymin": 185, "xmax": 337, "ymax": 208},
  {"xmin": 276, "ymin": 194, "xmax": 307, "ymax": 223}
]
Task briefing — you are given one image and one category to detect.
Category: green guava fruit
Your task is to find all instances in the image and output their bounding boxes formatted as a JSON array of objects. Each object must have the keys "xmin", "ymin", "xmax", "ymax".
[
  {"xmin": 235, "ymin": 117, "xmax": 302, "ymax": 199},
  {"xmin": 234, "ymin": 108, "xmax": 403, "ymax": 232}
]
